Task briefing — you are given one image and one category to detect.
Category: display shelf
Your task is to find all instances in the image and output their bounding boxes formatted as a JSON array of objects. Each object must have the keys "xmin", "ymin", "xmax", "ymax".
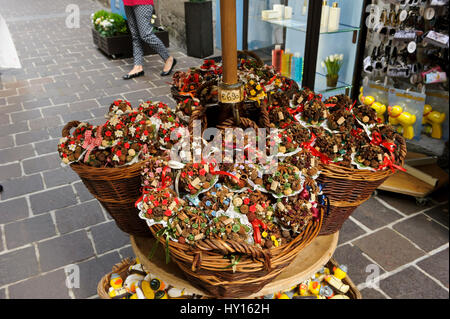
[
  {"xmin": 313, "ymin": 72, "xmax": 352, "ymax": 94},
  {"xmin": 261, "ymin": 18, "xmax": 360, "ymax": 34},
  {"xmin": 130, "ymin": 232, "xmax": 339, "ymax": 298}
]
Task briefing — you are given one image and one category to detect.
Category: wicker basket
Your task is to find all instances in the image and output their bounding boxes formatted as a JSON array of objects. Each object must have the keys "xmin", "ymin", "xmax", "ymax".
[
  {"xmin": 149, "ymin": 209, "xmax": 323, "ymax": 298},
  {"xmin": 97, "ymin": 258, "xmax": 135, "ymax": 299},
  {"xmin": 171, "ymin": 50, "xmax": 265, "ymax": 105},
  {"xmin": 62, "ymin": 122, "xmax": 152, "ymax": 237},
  {"xmin": 317, "ymin": 135, "xmax": 407, "ymax": 236},
  {"xmin": 97, "ymin": 254, "xmax": 361, "ymax": 300},
  {"xmin": 327, "ymin": 258, "xmax": 362, "ymax": 299}
]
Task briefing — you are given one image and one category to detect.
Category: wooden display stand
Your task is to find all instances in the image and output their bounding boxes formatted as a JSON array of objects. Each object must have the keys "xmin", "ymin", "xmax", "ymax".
[
  {"xmin": 130, "ymin": 233, "xmax": 339, "ymax": 298},
  {"xmin": 378, "ymin": 151, "xmax": 449, "ymax": 198}
]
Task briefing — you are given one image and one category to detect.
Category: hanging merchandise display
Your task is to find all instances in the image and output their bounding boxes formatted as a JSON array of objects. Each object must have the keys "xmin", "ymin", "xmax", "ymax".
[
  {"xmin": 387, "ymin": 88, "xmax": 426, "ymax": 140},
  {"xmin": 359, "ymin": 80, "xmax": 390, "ymax": 122},
  {"xmin": 364, "ymin": 1, "xmax": 447, "ymax": 84},
  {"xmin": 362, "ymin": 0, "xmax": 449, "ymax": 89},
  {"xmin": 423, "ymin": 90, "xmax": 449, "ymax": 140},
  {"xmin": 360, "ymin": 0, "xmax": 448, "ymax": 149}
]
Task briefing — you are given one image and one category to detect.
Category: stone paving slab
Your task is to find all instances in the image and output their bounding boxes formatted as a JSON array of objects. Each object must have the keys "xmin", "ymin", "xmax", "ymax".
[
  {"xmin": 37, "ymin": 230, "xmax": 95, "ymax": 273},
  {"xmin": 377, "ymin": 191, "xmax": 434, "ymax": 215},
  {"xmin": 424, "ymin": 204, "xmax": 449, "ymax": 228},
  {"xmin": 337, "ymin": 218, "xmax": 366, "ymax": 245},
  {"xmin": 333, "ymin": 244, "xmax": 386, "ymax": 286},
  {"xmin": 4, "ymin": 213, "xmax": 56, "ymax": 249},
  {"xmin": 54, "ymin": 201, "xmax": 105, "ymax": 235},
  {"xmin": 0, "ymin": 246, "xmax": 39, "ymax": 286},
  {"xmin": 8, "ymin": 269, "xmax": 71, "ymax": 299},
  {"xmin": 0, "ymin": 228, "xmax": 3, "ymax": 253},
  {"xmin": 379, "ymin": 266, "xmax": 449, "ymax": 299},
  {"xmin": 29, "ymin": 185, "xmax": 78, "ymax": 215},
  {"xmin": 72, "ymin": 251, "xmax": 122, "ymax": 299},
  {"xmin": 90, "ymin": 221, "xmax": 131, "ymax": 255},
  {"xmin": 353, "ymin": 228, "xmax": 426, "ymax": 272},
  {"xmin": 0, "ymin": 0, "xmax": 448, "ymax": 299},
  {"xmin": 351, "ymin": 197, "xmax": 404, "ymax": 230},
  {"xmin": 393, "ymin": 214, "xmax": 449, "ymax": 253},
  {"xmin": 0, "ymin": 197, "xmax": 29, "ymax": 224},
  {"xmin": 360, "ymin": 288, "xmax": 387, "ymax": 299},
  {"xmin": 417, "ymin": 248, "xmax": 449, "ymax": 288}
]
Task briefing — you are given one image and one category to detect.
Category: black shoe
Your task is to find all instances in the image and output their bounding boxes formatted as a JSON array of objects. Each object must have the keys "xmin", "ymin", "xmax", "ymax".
[
  {"xmin": 160, "ymin": 58, "xmax": 177, "ymax": 77},
  {"xmin": 123, "ymin": 70, "xmax": 144, "ymax": 80}
]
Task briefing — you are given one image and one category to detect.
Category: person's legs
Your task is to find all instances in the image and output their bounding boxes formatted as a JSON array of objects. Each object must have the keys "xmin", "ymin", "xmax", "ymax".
[
  {"xmin": 133, "ymin": 5, "xmax": 176, "ymax": 75},
  {"xmin": 124, "ymin": 5, "xmax": 144, "ymax": 77}
]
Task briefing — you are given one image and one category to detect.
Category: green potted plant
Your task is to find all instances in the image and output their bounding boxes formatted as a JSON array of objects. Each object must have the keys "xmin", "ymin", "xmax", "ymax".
[
  {"xmin": 321, "ymin": 54, "xmax": 344, "ymax": 88},
  {"xmin": 184, "ymin": 0, "xmax": 214, "ymax": 58},
  {"xmin": 91, "ymin": 9, "xmax": 169, "ymax": 59}
]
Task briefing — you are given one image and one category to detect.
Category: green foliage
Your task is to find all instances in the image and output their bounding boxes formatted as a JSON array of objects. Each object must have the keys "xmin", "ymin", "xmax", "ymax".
[
  {"xmin": 92, "ymin": 10, "xmax": 128, "ymax": 37},
  {"xmin": 321, "ymin": 54, "xmax": 344, "ymax": 76}
]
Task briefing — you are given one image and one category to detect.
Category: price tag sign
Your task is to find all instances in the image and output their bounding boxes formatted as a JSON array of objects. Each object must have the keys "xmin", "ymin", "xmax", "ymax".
[{"xmin": 218, "ymin": 84, "xmax": 244, "ymax": 104}]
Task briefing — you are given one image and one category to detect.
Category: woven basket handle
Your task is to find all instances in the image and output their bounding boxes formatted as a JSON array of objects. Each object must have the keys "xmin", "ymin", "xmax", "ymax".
[
  {"xmin": 195, "ymin": 79, "xmax": 219, "ymax": 107},
  {"xmin": 216, "ymin": 117, "xmax": 260, "ymax": 131},
  {"xmin": 192, "ymin": 238, "xmax": 272, "ymax": 272},
  {"xmin": 238, "ymin": 50, "xmax": 264, "ymax": 68},
  {"xmin": 259, "ymin": 101, "xmax": 271, "ymax": 128},
  {"xmin": 280, "ymin": 76, "xmax": 300, "ymax": 98},
  {"xmin": 61, "ymin": 121, "xmax": 81, "ymax": 138},
  {"xmin": 111, "ymin": 257, "xmax": 135, "ymax": 273},
  {"xmin": 196, "ymin": 79, "xmax": 218, "ymax": 97},
  {"xmin": 188, "ymin": 104, "xmax": 207, "ymax": 136},
  {"xmin": 396, "ymin": 134, "xmax": 407, "ymax": 164}
]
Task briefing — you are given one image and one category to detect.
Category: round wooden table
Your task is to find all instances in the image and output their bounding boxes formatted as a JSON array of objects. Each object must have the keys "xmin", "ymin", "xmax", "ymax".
[{"xmin": 130, "ymin": 232, "xmax": 339, "ymax": 298}]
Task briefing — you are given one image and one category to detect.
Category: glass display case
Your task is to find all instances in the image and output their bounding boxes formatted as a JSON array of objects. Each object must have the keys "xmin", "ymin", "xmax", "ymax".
[{"xmin": 243, "ymin": 0, "xmax": 367, "ymax": 99}]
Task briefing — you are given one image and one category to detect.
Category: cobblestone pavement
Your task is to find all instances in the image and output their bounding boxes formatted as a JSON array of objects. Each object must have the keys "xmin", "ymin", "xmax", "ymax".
[{"xmin": 0, "ymin": 0, "xmax": 448, "ymax": 299}]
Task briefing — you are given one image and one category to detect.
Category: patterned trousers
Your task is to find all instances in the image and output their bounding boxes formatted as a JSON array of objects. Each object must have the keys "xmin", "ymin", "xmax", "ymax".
[{"xmin": 124, "ymin": 5, "xmax": 170, "ymax": 66}]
